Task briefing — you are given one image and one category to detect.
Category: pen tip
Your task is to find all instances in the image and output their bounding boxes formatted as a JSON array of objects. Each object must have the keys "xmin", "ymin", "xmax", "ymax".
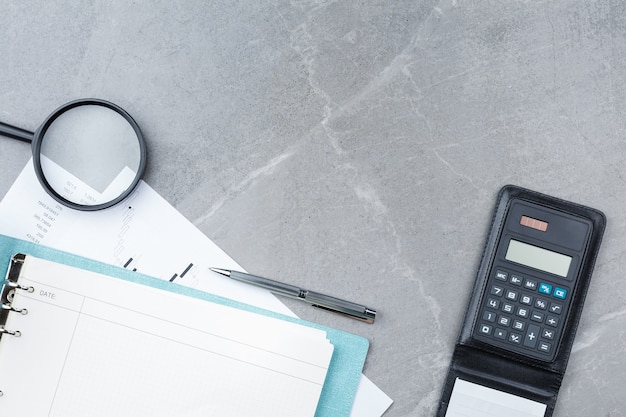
[{"xmin": 210, "ymin": 267, "xmax": 231, "ymax": 277}]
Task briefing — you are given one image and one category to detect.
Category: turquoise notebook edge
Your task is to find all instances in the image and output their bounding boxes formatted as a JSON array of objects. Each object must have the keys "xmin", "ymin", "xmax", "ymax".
[{"xmin": 0, "ymin": 234, "xmax": 369, "ymax": 417}]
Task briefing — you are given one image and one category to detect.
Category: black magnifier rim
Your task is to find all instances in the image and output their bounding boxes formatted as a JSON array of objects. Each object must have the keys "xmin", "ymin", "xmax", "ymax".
[{"xmin": 31, "ymin": 98, "xmax": 147, "ymax": 211}]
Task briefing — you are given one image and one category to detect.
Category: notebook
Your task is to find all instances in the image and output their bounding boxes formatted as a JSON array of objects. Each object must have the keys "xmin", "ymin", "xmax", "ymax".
[{"xmin": 0, "ymin": 236, "xmax": 369, "ymax": 417}]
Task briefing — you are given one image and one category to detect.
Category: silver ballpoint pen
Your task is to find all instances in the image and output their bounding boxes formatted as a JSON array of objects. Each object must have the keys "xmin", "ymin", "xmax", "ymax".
[{"xmin": 210, "ymin": 268, "xmax": 377, "ymax": 323}]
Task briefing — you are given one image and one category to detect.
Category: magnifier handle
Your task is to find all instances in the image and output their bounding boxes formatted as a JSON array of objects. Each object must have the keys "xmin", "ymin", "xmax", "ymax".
[{"xmin": 0, "ymin": 121, "xmax": 34, "ymax": 143}]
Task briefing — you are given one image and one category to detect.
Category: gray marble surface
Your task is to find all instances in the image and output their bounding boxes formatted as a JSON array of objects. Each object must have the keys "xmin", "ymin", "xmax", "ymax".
[{"xmin": 1, "ymin": 1, "xmax": 625, "ymax": 416}]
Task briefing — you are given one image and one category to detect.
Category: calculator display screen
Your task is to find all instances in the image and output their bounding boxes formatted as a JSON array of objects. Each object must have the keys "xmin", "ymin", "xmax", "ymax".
[{"xmin": 505, "ymin": 239, "xmax": 572, "ymax": 277}]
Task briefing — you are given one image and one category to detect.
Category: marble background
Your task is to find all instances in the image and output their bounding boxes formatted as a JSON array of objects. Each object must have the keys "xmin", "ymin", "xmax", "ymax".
[{"xmin": 1, "ymin": 1, "xmax": 625, "ymax": 416}]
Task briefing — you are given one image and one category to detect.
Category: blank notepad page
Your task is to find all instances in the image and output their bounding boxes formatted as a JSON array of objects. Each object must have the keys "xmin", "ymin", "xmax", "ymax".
[
  {"xmin": 0, "ymin": 256, "xmax": 334, "ymax": 417},
  {"xmin": 445, "ymin": 378, "xmax": 546, "ymax": 417}
]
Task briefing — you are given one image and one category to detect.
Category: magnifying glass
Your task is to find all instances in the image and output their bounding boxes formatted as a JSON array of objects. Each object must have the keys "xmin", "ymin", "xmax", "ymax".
[{"xmin": 0, "ymin": 99, "xmax": 147, "ymax": 211}]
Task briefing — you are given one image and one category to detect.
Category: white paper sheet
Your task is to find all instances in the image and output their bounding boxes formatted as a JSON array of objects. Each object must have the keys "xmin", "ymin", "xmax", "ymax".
[
  {"xmin": 0, "ymin": 161, "xmax": 393, "ymax": 417},
  {"xmin": 445, "ymin": 378, "xmax": 546, "ymax": 417},
  {"xmin": 0, "ymin": 255, "xmax": 333, "ymax": 417}
]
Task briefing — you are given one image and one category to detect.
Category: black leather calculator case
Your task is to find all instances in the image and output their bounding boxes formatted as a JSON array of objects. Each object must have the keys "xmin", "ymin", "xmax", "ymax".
[{"xmin": 436, "ymin": 185, "xmax": 606, "ymax": 417}]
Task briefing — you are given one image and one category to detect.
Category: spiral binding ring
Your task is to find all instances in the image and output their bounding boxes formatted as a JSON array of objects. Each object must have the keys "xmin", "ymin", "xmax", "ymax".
[
  {"xmin": 1, "ymin": 303, "xmax": 28, "ymax": 315},
  {"xmin": 0, "ymin": 327, "xmax": 21, "ymax": 337},
  {"xmin": 6, "ymin": 281, "xmax": 35, "ymax": 293}
]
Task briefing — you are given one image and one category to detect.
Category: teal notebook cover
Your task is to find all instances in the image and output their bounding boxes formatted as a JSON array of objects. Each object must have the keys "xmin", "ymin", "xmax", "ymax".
[{"xmin": 0, "ymin": 234, "xmax": 369, "ymax": 417}]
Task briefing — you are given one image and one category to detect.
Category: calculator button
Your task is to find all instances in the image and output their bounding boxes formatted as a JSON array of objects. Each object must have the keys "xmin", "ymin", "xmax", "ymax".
[
  {"xmin": 549, "ymin": 303, "xmax": 563, "ymax": 315},
  {"xmin": 490, "ymin": 285, "xmax": 504, "ymax": 297},
  {"xmin": 509, "ymin": 333, "xmax": 522, "ymax": 344},
  {"xmin": 523, "ymin": 325, "xmax": 540, "ymax": 348},
  {"xmin": 539, "ymin": 283, "xmax": 553, "ymax": 295},
  {"xmin": 546, "ymin": 316, "xmax": 559, "ymax": 327},
  {"xmin": 510, "ymin": 275, "xmax": 523, "ymax": 286},
  {"xmin": 553, "ymin": 287, "xmax": 567, "ymax": 300},
  {"xmin": 512, "ymin": 320, "xmax": 525, "ymax": 331},
  {"xmin": 520, "ymin": 294, "xmax": 533, "ymax": 305},
  {"xmin": 535, "ymin": 299, "xmax": 548, "ymax": 310},
  {"xmin": 494, "ymin": 329, "xmax": 507, "ymax": 340},
  {"xmin": 502, "ymin": 303, "xmax": 514, "ymax": 314},
  {"xmin": 495, "ymin": 270, "xmax": 508, "ymax": 281},
  {"xmin": 542, "ymin": 329, "xmax": 555, "ymax": 340},
  {"xmin": 483, "ymin": 311, "xmax": 496, "ymax": 322},
  {"xmin": 531, "ymin": 312, "xmax": 544, "ymax": 322},
  {"xmin": 498, "ymin": 316, "xmax": 511, "ymax": 327},
  {"xmin": 516, "ymin": 307, "xmax": 529, "ymax": 318},
  {"xmin": 524, "ymin": 279, "xmax": 538, "ymax": 290},
  {"xmin": 538, "ymin": 341, "xmax": 552, "ymax": 353},
  {"xmin": 487, "ymin": 298, "xmax": 500, "ymax": 309},
  {"xmin": 505, "ymin": 290, "xmax": 518, "ymax": 301},
  {"xmin": 480, "ymin": 324, "xmax": 493, "ymax": 335}
]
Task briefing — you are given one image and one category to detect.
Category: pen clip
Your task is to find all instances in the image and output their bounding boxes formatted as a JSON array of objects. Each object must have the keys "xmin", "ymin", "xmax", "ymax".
[{"xmin": 312, "ymin": 304, "xmax": 376, "ymax": 324}]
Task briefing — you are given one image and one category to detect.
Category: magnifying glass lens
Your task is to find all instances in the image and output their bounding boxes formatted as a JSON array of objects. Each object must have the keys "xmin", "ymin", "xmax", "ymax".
[{"xmin": 36, "ymin": 103, "xmax": 144, "ymax": 209}]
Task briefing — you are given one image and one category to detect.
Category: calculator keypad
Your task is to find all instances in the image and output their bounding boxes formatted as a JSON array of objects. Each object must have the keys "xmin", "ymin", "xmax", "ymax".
[{"xmin": 475, "ymin": 268, "xmax": 569, "ymax": 361}]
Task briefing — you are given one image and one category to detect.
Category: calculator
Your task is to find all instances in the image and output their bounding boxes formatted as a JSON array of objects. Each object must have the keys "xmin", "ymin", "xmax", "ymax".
[
  {"xmin": 437, "ymin": 186, "xmax": 605, "ymax": 417},
  {"xmin": 472, "ymin": 188, "xmax": 603, "ymax": 362}
]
